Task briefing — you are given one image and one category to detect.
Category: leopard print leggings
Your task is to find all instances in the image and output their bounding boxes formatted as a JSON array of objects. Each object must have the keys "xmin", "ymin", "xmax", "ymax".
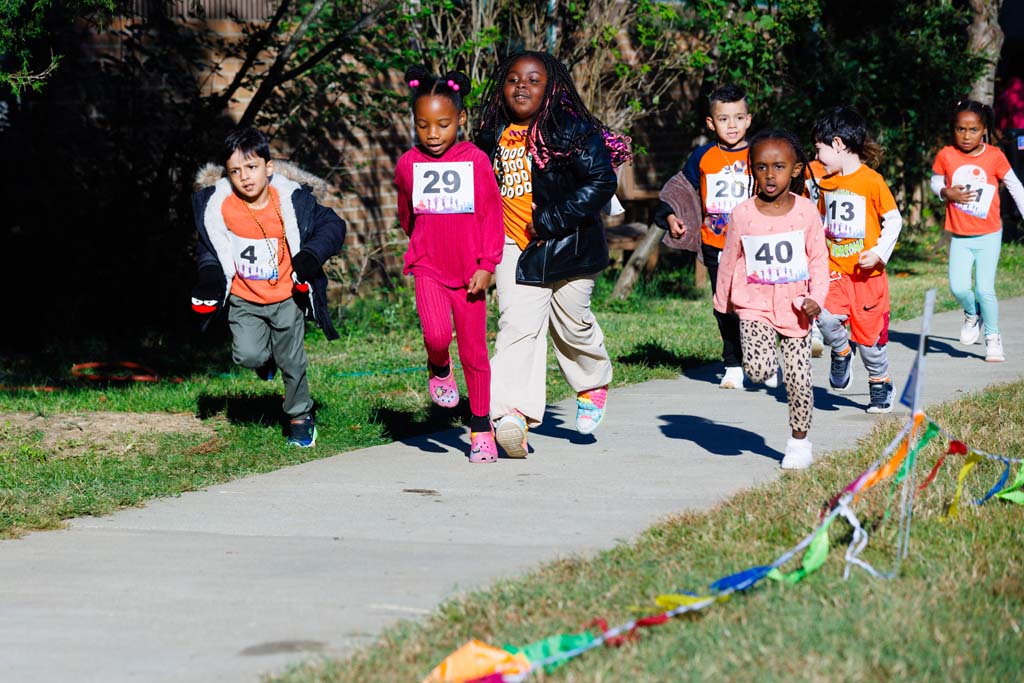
[{"xmin": 739, "ymin": 319, "xmax": 813, "ymax": 432}]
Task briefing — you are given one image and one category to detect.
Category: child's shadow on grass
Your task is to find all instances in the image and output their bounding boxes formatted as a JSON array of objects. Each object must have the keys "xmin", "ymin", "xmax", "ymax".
[
  {"xmin": 373, "ymin": 403, "xmax": 469, "ymax": 455},
  {"xmin": 658, "ymin": 414, "xmax": 783, "ymax": 462},
  {"xmin": 616, "ymin": 342, "xmax": 710, "ymax": 374},
  {"xmin": 197, "ymin": 393, "xmax": 286, "ymax": 428}
]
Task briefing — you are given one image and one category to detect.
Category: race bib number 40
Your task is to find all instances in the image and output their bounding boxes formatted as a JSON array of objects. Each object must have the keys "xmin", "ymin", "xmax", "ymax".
[
  {"xmin": 950, "ymin": 164, "xmax": 995, "ymax": 219},
  {"xmin": 230, "ymin": 235, "xmax": 280, "ymax": 281},
  {"xmin": 413, "ymin": 161, "xmax": 475, "ymax": 214},
  {"xmin": 741, "ymin": 230, "xmax": 809, "ymax": 285},
  {"xmin": 823, "ymin": 191, "xmax": 867, "ymax": 239},
  {"xmin": 706, "ymin": 171, "xmax": 748, "ymax": 214}
]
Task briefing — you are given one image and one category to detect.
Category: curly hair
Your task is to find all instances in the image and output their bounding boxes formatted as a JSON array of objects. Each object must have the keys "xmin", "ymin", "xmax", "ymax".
[
  {"xmin": 746, "ymin": 128, "xmax": 814, "ymax": 197},
  {"xmin": 473, "ymin": 51, "xmax": 632, "ymax": 172}
]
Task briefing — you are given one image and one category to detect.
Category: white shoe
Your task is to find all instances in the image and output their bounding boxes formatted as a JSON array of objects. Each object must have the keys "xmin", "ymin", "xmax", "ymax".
[
  {"xmin": 810, "ymin": 325, "xmax": 824, "ymax": 358},
  {"xmin": 960, "ymin": 312, "xmax": 981, "ymax": 345},
  {"xmin": 494, "ymin": 413, "xmax": 529, "ymax": 458},
  {"xmin": 764, "ymin": 367, "xmax": 780, "ymax": 389},
  {"xmin": 781, "ymin": 437, "xmax": 813, "ymax": 470},
  {"xmin": 720, "ymin": 366, "xmax": 745, "ymax": 389},
  {"xmin": 985, "ymin": 333, "xmax": 1005, "ymax": 362}
]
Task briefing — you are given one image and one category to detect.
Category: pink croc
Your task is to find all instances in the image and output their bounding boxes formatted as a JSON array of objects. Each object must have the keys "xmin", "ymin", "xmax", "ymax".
[
  {"xmin": 428, "ymin": 369, "xmax": 460, "ymax": 408},
  {"xmin": 469, "ymin": 430, "xmax": 498, "ymax": 463}
]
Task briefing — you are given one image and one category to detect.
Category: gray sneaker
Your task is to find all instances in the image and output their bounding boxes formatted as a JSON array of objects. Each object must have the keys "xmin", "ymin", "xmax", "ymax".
[
  {"xmin": 829, "ymin": 349, "xmax": 853, "ymax": 391},
  {"xmin": 866, "ymin": 380, "xmax": 894, "ymax": 414}
]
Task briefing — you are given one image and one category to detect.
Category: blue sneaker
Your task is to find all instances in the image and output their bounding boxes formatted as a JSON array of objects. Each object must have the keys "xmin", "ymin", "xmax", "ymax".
[
  {"xmin": 256, "ymin": 358, "xmax": 277, "ymax": 382},
  {"xmin": 829, "ymin": 349, "xmax": 852, "ymax": 391},
  {"xmin": 287, "ymin": 415, "xmax": 317, "ymax": 447}
]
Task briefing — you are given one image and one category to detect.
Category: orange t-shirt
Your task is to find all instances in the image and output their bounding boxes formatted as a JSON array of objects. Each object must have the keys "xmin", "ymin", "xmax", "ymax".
[
  {"xmin": 496, "ymin": 124, "xmax": 534, "ymax": 250},
  {"xmin": 816, "ymin": 165, "xmax": 897, "ymax": 277},
  {"xmin": 932, "ymin": 144, "xmax": 1012, "ymax": 236},
  {"xmin": 698, "ymin": 145, "xmax": 750, "ymax": 249},
  {"xmin": 223, "ymin": 186, "xmax": 294, "ymax": 304}
]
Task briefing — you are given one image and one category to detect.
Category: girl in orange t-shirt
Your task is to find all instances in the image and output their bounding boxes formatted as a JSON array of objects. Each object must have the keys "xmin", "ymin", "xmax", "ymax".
[{"xmin": 931, "ymin": 99, "xmax": 1024, "ymax": 362}]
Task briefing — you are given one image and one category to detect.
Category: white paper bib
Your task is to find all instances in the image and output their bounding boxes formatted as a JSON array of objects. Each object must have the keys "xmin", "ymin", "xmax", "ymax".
[
  {"xmin": 230, "ymin": 234, "xmax": 279, "ymax": 281},
  {"xmin": 741, "ymin": 230, "xmax": 809, "ymax": 284},
  {"xmin": 705, "ymin": 170, "xmax": 748, "ymax": 214},
  {"xmin": 823, "ymin": 192, "xmax": 867, "ymax": 239},
  {"xmin": 950, "ymin": 164, "xmax": 995, "ymax": 219},
  {"xmin": 412, "ymin": 161, "xmax": 475, "ymax": 214}
]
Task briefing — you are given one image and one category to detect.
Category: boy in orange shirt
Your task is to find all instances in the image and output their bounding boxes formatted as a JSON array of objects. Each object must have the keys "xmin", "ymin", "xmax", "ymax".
[
  {"xmin": 813, "ymin": 107, "xmax": 903, "ymax": 413},
  {"xmin": 191, "ymin": 128, "xmax": 346, "ymax": 446},
  {"xmin": 656, "ymin": 84, "xmax": 753, "ymax": 388}
]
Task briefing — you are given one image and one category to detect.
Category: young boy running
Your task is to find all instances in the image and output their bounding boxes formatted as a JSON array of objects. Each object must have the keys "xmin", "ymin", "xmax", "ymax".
[
  {"xmin": 190, "ymin": 128, "xmax": 346, "ymax": 446},
  {"xmin": 656, "ymin": 84, "xmax": 753, "ymax": 388}
]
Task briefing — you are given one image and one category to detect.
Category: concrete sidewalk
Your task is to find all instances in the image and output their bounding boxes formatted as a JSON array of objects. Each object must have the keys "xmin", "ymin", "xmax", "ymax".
[{"xmin": 2, "ymin": 300, "xmax": 1021, "ymax": 682}]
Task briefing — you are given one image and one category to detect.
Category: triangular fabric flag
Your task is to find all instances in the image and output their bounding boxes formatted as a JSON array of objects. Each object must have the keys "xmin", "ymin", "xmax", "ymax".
[
  {"xmin": 943, "ymin": 452, "xmax": 984, "ymax": 520},
  {"xmin": 767, "ymin": 517, "xmax": 833, "ymax": 585},
  {"xmin": 503, "ymin": 632, "xmax": 595, "ymax": 673},
  {"xmin": 895, "ymin": 421, "xmax": 941, "ymax": 485},
  {"xmin": 975, "ymin": 458, "xmax": 1011, "ymax": 505},
  {"xmin": 995, "ymin": 463, "xmax": 1024, "ymax": 504},
  {"xmin": 423, "ymin": 639, "xmax": 530, "ymax": 683}
]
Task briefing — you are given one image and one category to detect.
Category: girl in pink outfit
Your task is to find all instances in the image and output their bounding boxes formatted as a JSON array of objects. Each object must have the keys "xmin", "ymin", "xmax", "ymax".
[
  {"xmin": 394, "ymin": 67, "xmax": 505, "ymax": 462},
  {"xmin": 714, "ymin": 129, "xmax": 829, "ymax": 469}
]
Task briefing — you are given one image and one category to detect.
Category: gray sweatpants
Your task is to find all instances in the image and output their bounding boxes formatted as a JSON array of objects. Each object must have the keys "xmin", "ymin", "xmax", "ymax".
[
  {"xmin": 228, "ymin": 294, "xmax": 313, "ymax": 419},
  {"xmin": 818, "ymin": 307, "xmax": 890, "ymax": 380}
]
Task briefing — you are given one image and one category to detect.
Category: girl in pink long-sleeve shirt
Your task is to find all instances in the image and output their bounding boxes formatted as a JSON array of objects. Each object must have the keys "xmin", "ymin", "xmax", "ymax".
[
  {"xmin": 394, "ymin": 67, "xmax": 505, "ymax": 463},
  {"xmin": 714, "ymin": 129, "xmax": 828, "ymax": 470}
]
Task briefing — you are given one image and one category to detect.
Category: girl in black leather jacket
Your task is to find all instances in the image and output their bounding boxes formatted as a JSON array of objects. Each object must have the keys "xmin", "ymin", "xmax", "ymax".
[{"xmin": 473, "ymin": 51, "xmax": 632, "ymax": 458}]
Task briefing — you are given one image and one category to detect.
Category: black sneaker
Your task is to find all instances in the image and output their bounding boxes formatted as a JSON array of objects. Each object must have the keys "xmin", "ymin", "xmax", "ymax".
[
  {"xmin": 255, "ymin": 358, "xmax": 277, "ymax": 382},
  {"xmin": 867, "ymin": 380, "xmax": 894, "ymax": 414},
  {"xmin": 829, "ymin": 349, "xmax": 852, "ymax": 391},
  {"xmin": 287, "ymin": 415, "xmax": 317, "ymax": 447}
]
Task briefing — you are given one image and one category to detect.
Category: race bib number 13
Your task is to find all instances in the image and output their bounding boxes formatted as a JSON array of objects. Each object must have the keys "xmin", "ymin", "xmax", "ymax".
[
  {"xmin": 824, "ymin": 192, "xmax": 867, "ymax": 239},
  {"xmin": 741, "ymin": 230, "xmax": 809, "ymax": 285},
  {"xmin": 413, "ymin": 161, "xmax": 475, "ymax": 214}
]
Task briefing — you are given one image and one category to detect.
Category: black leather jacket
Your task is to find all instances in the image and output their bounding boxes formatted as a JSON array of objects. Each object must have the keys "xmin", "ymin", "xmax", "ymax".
[{"xmin": 475, "ymin": 114, "xmax": 618, "ymax": 285}]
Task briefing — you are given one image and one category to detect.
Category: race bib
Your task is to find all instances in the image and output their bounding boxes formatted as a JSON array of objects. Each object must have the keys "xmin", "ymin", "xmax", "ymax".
[
  {"xmin": 805, "ymin": 178, "xmax": 822, "ymax": 208},
  {"xmin": 950, "ymin": 164, "xmax": 995, "ymax": 219},
  {"xmin": 413, "ymin": 161, "xmax": 475, "ymax": 214},
  {"xmin": 823, "ymin": 192, "xmax": 867, "ymax": 239},
  {"xmin": 705, "ymin": 171, "xmax": 748, "ymax": 214},
  {"xmin": 230, "ymin": 235, "xmax": 279, "ymax": 281},
  {"xmin": 741, "ymin": 231, "xmax": 809, "ymax": 285}
]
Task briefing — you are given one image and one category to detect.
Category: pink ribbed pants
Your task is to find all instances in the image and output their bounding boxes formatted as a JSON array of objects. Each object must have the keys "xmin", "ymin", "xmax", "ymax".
[{"xmin": 414, "ymin": 275, "xmax": 491, "ymax": 417}]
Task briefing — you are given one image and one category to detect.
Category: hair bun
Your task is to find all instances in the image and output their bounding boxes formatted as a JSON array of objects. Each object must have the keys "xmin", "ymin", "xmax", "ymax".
[
  {"xmin": 443, "ymin": 70, "xmax": 471, "ymax": 95},
  {"xmin": 403, "ymin": 65, "xmax": 431, "ymax": 86}
]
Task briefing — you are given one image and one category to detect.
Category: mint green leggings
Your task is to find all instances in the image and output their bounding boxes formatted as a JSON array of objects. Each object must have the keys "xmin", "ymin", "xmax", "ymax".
[{"xmin": 949, "ymin": 230, "xmax": 1002, "ymax": 336}]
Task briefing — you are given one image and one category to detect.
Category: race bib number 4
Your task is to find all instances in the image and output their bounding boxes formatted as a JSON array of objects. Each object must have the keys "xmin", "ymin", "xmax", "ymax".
[
  {"xmin": 706, "ymin": 171, "xmax": 748, "ymax": 214},
  {"xmin": 230, "ymin": 235, "xmax": 279, "ymax": 281},
  {"xmin": 413, "ymin": 161, "xmax": 475, "ymax": 214},
  {"xmin": 823, "ymin": 192, "xmax": 867, "ymax": 239},
  {"xmin": 741, "ymin": 231, "xmax": 809, "ymax": 285},
  {"xmin": 950, "ymin": 164, "xmax": 995, "ymax": 219}
]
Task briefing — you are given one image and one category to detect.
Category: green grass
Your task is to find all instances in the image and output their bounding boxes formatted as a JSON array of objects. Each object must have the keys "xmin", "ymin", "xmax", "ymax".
[
  {"xmin": 2, "ymin": 243, "xmax": 1024, "ymax": 537},
  {"xmin": 272, "ymin": 380, "xmax": 1024, "ymax": 683}
]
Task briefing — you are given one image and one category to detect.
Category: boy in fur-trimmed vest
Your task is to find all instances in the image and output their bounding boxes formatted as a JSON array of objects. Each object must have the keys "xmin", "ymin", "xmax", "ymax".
[{"xmin": 191, "ymin": 128, "xmax": 346, "ymax": 447}]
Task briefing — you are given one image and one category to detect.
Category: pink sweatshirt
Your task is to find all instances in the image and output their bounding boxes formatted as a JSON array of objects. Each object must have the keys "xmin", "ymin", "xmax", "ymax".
[
  {"xmin": 713, "ymin": 194, "xmax": 828, "ymax": 337},
  {"xmin": 395, "ymin": 141, "xmax": 504, "ymax": 287}
]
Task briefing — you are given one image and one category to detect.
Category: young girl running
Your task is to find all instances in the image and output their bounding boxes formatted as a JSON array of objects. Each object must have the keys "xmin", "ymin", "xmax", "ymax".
[
  {"xmin": 931, "ymin": 99, "xmax": 1024, "ymax": 361},
  {"xmin": 473, "ymin": 51, "xmax": 631, "ymax": 458},
  {"xmin": 714, "ymin": 129, "xmax": 829, "ymax": 469},
  {"xmin": 394, "ymin": 67, "xmax": 505, "ymax": 463},
  {"xmin": 813, "ymin": 106, "xmax": 903, "ymax": 414}
]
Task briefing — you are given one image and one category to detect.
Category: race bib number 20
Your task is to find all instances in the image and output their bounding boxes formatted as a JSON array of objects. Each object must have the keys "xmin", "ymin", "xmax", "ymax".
[
  {"xmin": 413, "ymin": 161, "xmax": 475, "ymax": 214},
  {"xmin": 741, "ymin": 231, "xmax": 809, "ymax": 285}
]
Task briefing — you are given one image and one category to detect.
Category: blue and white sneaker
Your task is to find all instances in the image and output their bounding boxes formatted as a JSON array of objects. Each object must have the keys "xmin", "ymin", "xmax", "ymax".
[
  {"xmin": 287, "ymin": 415, "xmax": 317, "ymax": 447},
  {"xmin": 829, "ymin": 348, "xmax": 852, "ymax": 391}
]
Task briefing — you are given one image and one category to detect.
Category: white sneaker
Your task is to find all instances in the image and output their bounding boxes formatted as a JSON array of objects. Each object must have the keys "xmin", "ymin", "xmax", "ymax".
[
  {"xmin": 720, "ymin": 366, "xmax": 745, "ymax": 389},
  {"xmin": 781, "ymin": 437, "xmax": 813, "ymax": 470},
  {"xmin": 960, "ymin": 312, "xmax": 981, "ymax": 345},
  {"xmin": 810, "ymin": 324, "xmax": 824, "ymax": 358},
  {"xmin": 764, "ymin": 366, "xmax": 781, "ymax": 389},
  {"xmin": 985, "ymin": 333, "xmax": 1005, "ymax": 362}
]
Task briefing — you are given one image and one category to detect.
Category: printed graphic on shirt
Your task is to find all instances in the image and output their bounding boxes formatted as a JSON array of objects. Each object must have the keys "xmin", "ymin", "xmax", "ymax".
[
  {"xmin": 950, "ymin": 164, "xmax": 995, "ymax": 219},
  {"xmin": 230, "ymin": 234, "xmax": 280, "ymax": 281},
  {"xmin": 413, "ymin": 161, "xmax": 475, "ymax": 214},
  {"xmin": 497, "ymin": 145, "xmax": 532, "ymax": 199},
  {"xmin": 741, "ymin": 231, "xmax": 809, "ymax": 284},
  {"xmin": 823, "ymin": 190, "xmax": 867, "ymax": 239}
]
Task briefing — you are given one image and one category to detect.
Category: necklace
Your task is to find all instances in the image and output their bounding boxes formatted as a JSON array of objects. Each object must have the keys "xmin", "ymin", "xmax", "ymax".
[{"xmin": 243, "ymin": 190, "xmax": 287, "ymax": 286}]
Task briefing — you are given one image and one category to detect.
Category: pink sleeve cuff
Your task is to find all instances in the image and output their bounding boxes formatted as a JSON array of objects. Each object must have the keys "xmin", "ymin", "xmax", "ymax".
[{"xmin": 477, "ymin": 258, "xmax": 498, "ymax": 273}]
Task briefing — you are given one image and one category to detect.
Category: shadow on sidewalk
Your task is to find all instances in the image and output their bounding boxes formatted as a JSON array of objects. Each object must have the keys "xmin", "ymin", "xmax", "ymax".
[
  {"xmin": 375, "ymin": 404, "xmax": 469, "ymax": 455},
  {"xmin": 657, "ymin": 414, "xmax": 784, "ymax": 461},
  {"xmin": 888, "ymin": 330, "xmax": 985, "ymax": 360}
]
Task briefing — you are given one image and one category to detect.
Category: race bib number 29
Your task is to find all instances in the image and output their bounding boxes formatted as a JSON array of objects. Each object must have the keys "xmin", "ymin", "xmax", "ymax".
[
  {"xmin": 413, "ymin": 161, "xmax": 475, "ymax": 214},
  {"xmin": 741, "ymin": 231, "xmax": 809, "ymax": 285}
]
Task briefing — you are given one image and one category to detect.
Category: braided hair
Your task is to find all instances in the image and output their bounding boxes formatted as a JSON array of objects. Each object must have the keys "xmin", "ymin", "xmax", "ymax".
[
  {"xmin": 473, "ymin": 51, "xmax": 632, "ymax": 173},
  {"xmin": 403, "ymin": 65, "xmax": 472, "ymax": 113},
  {"xmin": 951, "ymin": 98, "xmax": 996, "ymax": 143},
  {"xmin": 746, "ymin": 128, "xmax": 813, "ymax": 197},
  {"xmin": 812, "ymin": 106, "xmax": 884, "ymax": 168}
]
